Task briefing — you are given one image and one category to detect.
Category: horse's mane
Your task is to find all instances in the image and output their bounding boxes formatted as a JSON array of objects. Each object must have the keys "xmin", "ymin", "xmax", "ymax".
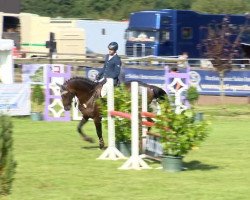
[{"xmin": 64, "ymin": 76, "xmax": 97, "ymax": 87}]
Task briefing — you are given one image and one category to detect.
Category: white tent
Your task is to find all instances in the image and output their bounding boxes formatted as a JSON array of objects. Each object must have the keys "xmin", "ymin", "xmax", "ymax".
[{"xmin": 0, "ymin": 39, "xmax": 14, "ymax": 84}]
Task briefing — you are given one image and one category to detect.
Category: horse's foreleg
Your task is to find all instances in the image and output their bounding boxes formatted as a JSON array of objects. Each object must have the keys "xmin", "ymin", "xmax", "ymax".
[
  {"xmin": 93, "ymin": 117, "xmax": 105, "ymax": 149},
  {"xmin": 77, "ymin": 117, "xmax": 94, "ymax": 143}
]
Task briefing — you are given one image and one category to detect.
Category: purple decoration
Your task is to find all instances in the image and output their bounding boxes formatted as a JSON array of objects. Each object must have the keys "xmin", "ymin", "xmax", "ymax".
[
  {"xmin": 44, "ymin": 65, "xmax": 71, "ymax": 121},
  {"xmin": 165, "ymin": 65, "xmax": 190, "ymax": 92},
  {"xmin": 165, "ymin": 64, "xmax": 190, "ymax": 108}
]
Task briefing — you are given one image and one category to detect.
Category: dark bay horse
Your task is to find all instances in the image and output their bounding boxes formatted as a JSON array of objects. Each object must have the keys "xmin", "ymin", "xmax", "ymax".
[{"xmin": 58, "ymin": 77, "xmax": 167, "ymax": 149}]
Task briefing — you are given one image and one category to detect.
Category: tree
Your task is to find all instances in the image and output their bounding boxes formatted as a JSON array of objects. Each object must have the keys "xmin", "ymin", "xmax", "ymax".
[
  {"xmin": 21, "ymin": 0, "xmax": 195, "ymax": 20},
  {"xmin": 200, "ymin": 15, "xmax": 250, "ymax": 102},
  {"xmin": 84, "ymin": 0, "xmax": 156, "ymax": 20},
  {"xmin": 155, "ymin": 0, "xmax": 192, "ymax": 10},
  {"xmin": 21, "ymin": 0, "xmax": 79, "ymax": 18},
  {"xmin": 191, "ymin": 0, "xmax": 250, "ymax": 14},
  {"xmin": 0, "ymin": 115, "xmax": 16, "ymax": 196},
  {"xmin": 22, "ymin": 0, "xmax": 250, "ymax": 21}
]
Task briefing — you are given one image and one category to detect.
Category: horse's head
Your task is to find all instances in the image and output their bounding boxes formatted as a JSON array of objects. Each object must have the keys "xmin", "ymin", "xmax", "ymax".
[{"xmin": 57, "ymin": 83, "xmax": 75, "ymax": 111}]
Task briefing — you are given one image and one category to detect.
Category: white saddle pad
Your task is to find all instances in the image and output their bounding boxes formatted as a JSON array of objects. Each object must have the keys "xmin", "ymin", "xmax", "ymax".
[{"xmin": 100, "ymin": 82, "xmax": 108, "ymax": 97}]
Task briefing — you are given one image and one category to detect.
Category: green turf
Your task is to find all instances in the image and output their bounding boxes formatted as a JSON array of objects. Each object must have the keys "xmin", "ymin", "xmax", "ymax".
[{"xmin": 2, "ymin": 105, "xmax": 250, "ymax": 200}]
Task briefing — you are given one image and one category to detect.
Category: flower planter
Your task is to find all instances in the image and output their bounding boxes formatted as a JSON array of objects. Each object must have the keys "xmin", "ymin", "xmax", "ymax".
[
  {"xmin": 161, "ymin": 155, "xmax": 183, "ymax": 172},
  {"xmin": 116, "ymin": 142, "xmax": 131, "ymax": 157},
  {"xmin": 195, "ymin": 112, "xmax": 203, "ymax": 122},
  {"xmin": 30, "ymin": 112, "xmax": 43, "ymax": 121}
]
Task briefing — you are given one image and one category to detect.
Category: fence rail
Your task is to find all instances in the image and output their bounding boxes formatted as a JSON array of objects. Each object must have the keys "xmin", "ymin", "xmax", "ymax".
[
  {"xmin": 13, "ymin": 55, "xmax": 250, "ymax": 83},
  {"xmin": 14, "ymin": 55, "xmax": 250, "ymax": 69}
]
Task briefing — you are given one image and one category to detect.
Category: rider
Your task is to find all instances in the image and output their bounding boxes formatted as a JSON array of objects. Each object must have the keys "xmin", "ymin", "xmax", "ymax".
[{"xmin": 96, "ymin": 42, "xmax": 121, "ymax": 86}]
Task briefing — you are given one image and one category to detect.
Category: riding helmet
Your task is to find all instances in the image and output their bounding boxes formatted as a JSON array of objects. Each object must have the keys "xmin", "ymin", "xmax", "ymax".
[{"xmin": 108, "ymin": 42, "xmax": 118, "ymax": 51}]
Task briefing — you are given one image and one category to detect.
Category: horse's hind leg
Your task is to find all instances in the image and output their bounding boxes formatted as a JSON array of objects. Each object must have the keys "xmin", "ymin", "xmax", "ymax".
[
  {"xmin": 93, "ymin": 117, "xmax": 105, "ymax": 149},
  {"xmin": 77, "ymin": 117, "xmax": 94, "ymax": 143}
]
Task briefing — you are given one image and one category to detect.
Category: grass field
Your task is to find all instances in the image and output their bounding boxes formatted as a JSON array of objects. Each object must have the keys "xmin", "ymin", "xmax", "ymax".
[{"xmin": 2, "ymin": 105, "xmax": 250, "ymax": 200}]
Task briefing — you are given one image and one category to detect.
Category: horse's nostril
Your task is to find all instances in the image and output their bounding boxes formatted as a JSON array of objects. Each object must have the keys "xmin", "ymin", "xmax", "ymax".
[{"xmin": 64, "ymin": 106, "xmax": 71, "ymax": 111}]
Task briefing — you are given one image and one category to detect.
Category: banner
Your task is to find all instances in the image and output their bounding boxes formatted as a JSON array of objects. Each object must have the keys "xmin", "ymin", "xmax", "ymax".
[
  {"xmin": 189, "ymin": 69, "xmax": 250, "ymax": 96},
  {"xmin": 0, "ymin": 84, "xmax": 31, "ymax": 116},
  {"xmin": 86, "ymin": 67, "xmax": 165, "ymax": 87},
  {"xmin": 22, "ymin": 64, "xmax": 65, "ymax": 85},
  {"xmin": 85, "ymin": 67, "xmax": 250, "ymax": 96}
]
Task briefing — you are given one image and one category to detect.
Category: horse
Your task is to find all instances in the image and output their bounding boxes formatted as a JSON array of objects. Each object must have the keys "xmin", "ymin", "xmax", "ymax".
[{"xmin": 57, "ymin": 77, "xmax": 167, "ymax": 149}]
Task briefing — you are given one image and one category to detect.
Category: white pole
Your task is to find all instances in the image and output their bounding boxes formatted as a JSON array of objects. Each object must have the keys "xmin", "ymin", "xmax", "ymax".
[
  {"xmin": 141, "ymin": 86, "xmax": 148, "ymax": 153},
  {"xmin": 119, "ymin": 82, "xmax": 151, "ymax": 170},
  {"xmin": 98, "ymin": 78, "xmax": 126, "ymax": 160},
  {"xmin": 107, "ymin": 78, "xmax": 115, "ymax": 147},
  {"xmin": 131, "ymin": 82, "xmax": 139, "ymax": 158}
]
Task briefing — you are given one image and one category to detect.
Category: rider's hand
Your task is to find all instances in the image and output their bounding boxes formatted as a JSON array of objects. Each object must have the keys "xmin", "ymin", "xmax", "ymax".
[
  {"xmin": 95, "ymin": 74, "xmax": 100, "ymax": 81},
  {"xmin": 94, "ymin": 74, "xmax": 100, "ymax": 82}
]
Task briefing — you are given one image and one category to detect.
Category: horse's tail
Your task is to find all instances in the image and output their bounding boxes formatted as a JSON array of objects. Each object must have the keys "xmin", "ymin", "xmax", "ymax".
[{"xmin": 152, "ymin": 87, "xmax": 168, "ymax": 101}]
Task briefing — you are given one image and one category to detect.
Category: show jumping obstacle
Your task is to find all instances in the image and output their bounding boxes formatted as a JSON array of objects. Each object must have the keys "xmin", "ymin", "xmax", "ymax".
[
  {"xmin": 118, "ymin": 81, "xmax": 151, "ymax": 170},
  {"xmin": 97, "ymin": 78, "xmax": 126, "ymax": 160},
  {"xmin": 141, "ymin": 87, "xmax": 163, "ymax": 159},
  {"xmin": 165, "ymin": 65, "xmax": 190, "ymax": 114},
  {"xmin": 44, "ymin": 64, "xmax": 71, "ymax": 121},
  {"xmin": 98, "ymin": 78, "xmax": 159, "ymax": 170},
  {"xmin": 98, "ymin": 78, "xmax": 151, "ymax": 169},
  {"xmin": 98, "ymin": 64, "xmax": 190, "ymax": 169}
]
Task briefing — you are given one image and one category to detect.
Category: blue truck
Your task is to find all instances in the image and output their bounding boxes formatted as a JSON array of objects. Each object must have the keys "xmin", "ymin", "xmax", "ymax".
[{"xmin": 125, "ymin": 9, "xmax": 250, "ymax": 58}]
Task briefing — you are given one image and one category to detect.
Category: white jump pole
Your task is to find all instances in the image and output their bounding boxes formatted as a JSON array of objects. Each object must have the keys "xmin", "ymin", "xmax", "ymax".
[
  {"xmin": 98, "ymin": 78, "xmax": 126, "ymax": 160},
  {"xmin": 141, "ymin": 86, "xmax": 148, "ymax": 154},
  {"xmin": 119, "ymin": 82, "xmax": 151, "ymax": 170}
]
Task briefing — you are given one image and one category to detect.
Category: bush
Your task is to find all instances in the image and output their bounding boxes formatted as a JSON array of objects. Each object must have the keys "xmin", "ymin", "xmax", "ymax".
[
  {"xmin": 113, "ymin": 84, "xmax": 132, "ymax": 142},
  {"xmin": 31, "ymin": 84, "xmax": 45, "ymax": 112},
  {"xmin": 0, "ymin": 115, "xmax": 16, "ymax": 196},
  {"xmin": 186, "ymin": 86, "xmax": 199, "ymax": 107},
  {"xmin": 98, "ymin": 84, "xmax": 131, "ymax": 142},
  {"xmin": 155, "ymin": 97, "xmax": 209, "ymax": 157}
]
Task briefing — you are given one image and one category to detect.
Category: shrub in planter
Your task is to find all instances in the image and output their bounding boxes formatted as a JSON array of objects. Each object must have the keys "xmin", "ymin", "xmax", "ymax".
[
  {"xmin": 155, "ymin": 97, "xmax": 209, "ymax": 172},
  {"xmin": 0, "ymin": 115, "xmax": 16, "ymax": 195},
  {"xmin": 31, "ymin": 84, "xmax": 45, "ymax": 121},
  {"xmin": 186, "ymin": 86, "xmax": 199, "ymax": 108},
  {"xmin": 186, "ymin": 86, "xmax": 204, "ymax": 121}
]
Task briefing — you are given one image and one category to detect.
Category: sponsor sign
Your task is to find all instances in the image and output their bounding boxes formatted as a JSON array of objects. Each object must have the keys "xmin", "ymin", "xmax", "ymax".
[
  {"xmin": 190, "ymin": 69, "xmax": 250, "ymax": 96},
  {"xmin": 85, "ymin": 67, "xmax": 250, "ymax": 96},
  {"xmin": 0, "ymin": 84, "xmax": 31, "ymax": 116}
]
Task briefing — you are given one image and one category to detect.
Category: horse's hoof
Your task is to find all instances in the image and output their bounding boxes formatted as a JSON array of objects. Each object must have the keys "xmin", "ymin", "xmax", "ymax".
[
  {"xmin": 99, "ymin": 138, "xmax": 105, "ymax": 149},
  {"xmin": 99, "ymin": 143, "xmax": 105, "ymax": 149}
]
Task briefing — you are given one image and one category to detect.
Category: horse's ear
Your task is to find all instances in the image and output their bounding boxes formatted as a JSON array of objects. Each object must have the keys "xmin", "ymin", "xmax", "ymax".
[
  {"xmin": 56, "ymin": 83, "xmax": 66, "ymax": 90},
  {"xmin": 56, "ymin": 83, "xmax": 62, "ymax": 88}
]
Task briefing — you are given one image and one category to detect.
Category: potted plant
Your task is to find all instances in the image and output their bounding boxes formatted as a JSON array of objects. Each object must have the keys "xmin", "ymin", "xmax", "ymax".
[
  {"xmin": 155, "ymin": 97, "xmax": 209, "ymax": 172},
  {"xmin": 186, "ymin": 86, "xmax": 199, "ymax": 106},
  {"xmin": 186, "ymin": 86, "xmax": 203, "ymax": 121},
  {"xmin": 31, "ymin": 84, "xmax": 45, "ymax": 121}
]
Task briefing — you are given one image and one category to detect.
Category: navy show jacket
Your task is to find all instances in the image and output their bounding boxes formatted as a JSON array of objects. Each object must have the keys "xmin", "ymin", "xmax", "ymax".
[{"xmin": 98, "ymin": 54, "xmax": 121, "ymax": 84}]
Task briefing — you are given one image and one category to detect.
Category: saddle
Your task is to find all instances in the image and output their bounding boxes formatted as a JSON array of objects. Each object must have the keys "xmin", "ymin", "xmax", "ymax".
[
  {"xmin": 95, "ymin": 79, "xmax": 108, "ymax": 98},
  {"xmin": 96, "ymin": 78, "xmax": 119, "ymax": 98}
]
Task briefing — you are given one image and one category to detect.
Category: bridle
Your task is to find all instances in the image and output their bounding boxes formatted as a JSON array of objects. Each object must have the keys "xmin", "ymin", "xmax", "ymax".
[{"xmin": 61, "ymin": 89, "xmax": 75, "ymax": 98}]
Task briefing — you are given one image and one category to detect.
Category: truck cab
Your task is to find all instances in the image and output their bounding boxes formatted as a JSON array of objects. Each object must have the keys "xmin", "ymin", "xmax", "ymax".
[{"xmin": 125, "ymin": 10, "xmax": 174, "ymax": 57}]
